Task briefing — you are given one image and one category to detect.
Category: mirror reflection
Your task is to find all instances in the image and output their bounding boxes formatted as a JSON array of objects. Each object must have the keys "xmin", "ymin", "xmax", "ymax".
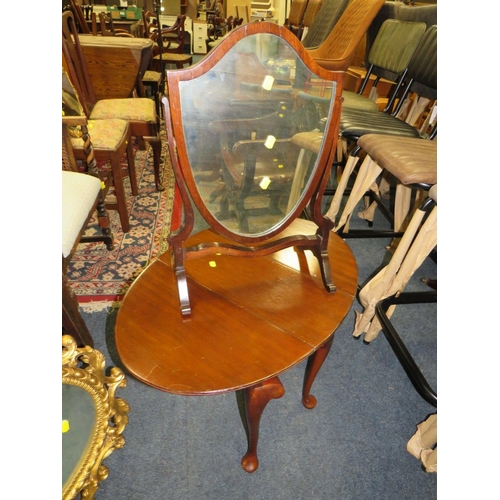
[{"xmin": 178, "ymin": 33, "xmax": 336, "ymax": 235}]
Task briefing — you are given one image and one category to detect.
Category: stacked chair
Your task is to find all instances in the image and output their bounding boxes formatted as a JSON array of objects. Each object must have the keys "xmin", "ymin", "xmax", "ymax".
[
  {"xmin": 300, "ymin": 0, "xmax": 349, "ymax": 49},
  {"xmin": 325, "ymin": 24, "xmax": 437, "ymax": 238},
  {"xmin": 297, "ymin": 0, "xmax": 325, "ymax": 41},
  {"xmin": 62, "ymin": 122, "xmax": 114, "ymax": 348},
  {"xmin": 62, "ymin": 10, "xmax": 164, "ymax": 195},
  {"xmin": 284, "ymin": 0, "xmax": 308, "ymax": 38},
  {"xmin": 341, "ymin": 19, "xmax": 427, "ymax": 113},
  {"xmin": 62, "ymin": 65, "xmax": 137, "ymax": 233}
]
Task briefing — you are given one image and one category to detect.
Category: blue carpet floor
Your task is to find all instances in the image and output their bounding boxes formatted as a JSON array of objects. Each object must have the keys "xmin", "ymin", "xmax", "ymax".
[{"xmin": 79, "ymin": 205, "xmax": 438, "ymax": 499}]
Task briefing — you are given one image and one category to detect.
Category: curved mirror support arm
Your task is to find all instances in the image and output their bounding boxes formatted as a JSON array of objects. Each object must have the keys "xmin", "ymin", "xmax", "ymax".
[{"xmin": 164, "ymin": 23, "xmax": 344, "ymax": 316}]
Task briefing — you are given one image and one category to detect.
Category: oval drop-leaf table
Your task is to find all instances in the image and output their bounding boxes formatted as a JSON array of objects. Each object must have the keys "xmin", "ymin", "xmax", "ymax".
[{"xmin": 115, "ymin": 219, "xmax": 357, "ymax": 472}]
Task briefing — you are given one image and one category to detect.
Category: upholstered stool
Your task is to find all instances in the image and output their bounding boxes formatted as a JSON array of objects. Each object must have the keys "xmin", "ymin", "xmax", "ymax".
[
  {"xmin": 70, "ymin": 119, "xmax": 136, "ymax": 233},
  {"xmin": 142, "ymin": 70, "xmax": 163, "ymax": 118},
  {"xmin": 326, "ymin": 135, "xmax": 436, "ymax": 236}
]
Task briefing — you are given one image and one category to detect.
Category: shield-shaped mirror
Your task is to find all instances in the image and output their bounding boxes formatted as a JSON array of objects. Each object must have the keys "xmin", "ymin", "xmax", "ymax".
[{"xmin": 163, "ymin": 22, "xmax": 345, "ymax": 315}]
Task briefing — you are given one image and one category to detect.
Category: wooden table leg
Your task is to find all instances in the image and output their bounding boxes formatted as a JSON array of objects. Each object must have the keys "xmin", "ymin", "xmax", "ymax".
[
  {"xmin": 241, "ymin": 377, "xmax": 285, "ymax": 473},
  {"xmin": 302, "ymin": 335, "xmax": 334, "ymax": 409}
]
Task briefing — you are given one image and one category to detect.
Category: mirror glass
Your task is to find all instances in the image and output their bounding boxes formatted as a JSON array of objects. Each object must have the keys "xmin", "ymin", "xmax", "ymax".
[{"xmin": 178, "ymin": 32, "xmax": 336, "ymax": 236}]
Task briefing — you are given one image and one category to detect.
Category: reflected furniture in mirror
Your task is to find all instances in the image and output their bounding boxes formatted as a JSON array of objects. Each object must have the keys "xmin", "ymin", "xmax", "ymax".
[
  {"xmin": 62, "ymin": 335, "xmax": 130, "ymax": 500},
  {"xmin": 115, "ymin": 22, "xmax": 358, "ymax": 473}
]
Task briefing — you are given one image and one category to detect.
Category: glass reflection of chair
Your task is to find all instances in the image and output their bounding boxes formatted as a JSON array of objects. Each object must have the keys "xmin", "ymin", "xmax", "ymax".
[{"xmin": 162, "ymin": 22, "xmax": 345, "ymax": 316}]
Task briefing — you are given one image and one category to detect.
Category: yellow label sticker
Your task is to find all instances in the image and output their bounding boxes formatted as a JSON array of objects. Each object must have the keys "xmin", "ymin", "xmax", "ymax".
[
  {"xmin": 264, "ymin": 135, "xmax": 276, "ymax": 149},
  {"xmin": 62, "ymin": 420, "xmax": 70, "ymax": 433},
  {"xmin": 262, "ymin": 75, "xmax": 275, "ymax": 91},
  {"xmin": 259, "ymin": 177, "xmax": 271, "ymax": 190}
]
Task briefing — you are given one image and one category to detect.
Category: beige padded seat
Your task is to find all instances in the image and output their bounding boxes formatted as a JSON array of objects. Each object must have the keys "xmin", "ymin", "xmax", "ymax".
[
  {"xmin": 326, "ymin": 135, "xmax": 436, "ymax": 235},
  {"xmin": 358, "ymin": 134, "xmax": 437, "ymax": 186}
]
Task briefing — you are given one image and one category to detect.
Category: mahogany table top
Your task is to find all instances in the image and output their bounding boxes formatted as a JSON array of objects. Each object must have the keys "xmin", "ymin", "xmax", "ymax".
[{"xmin": 115, "ymin": 219, "xmax": 358, "ymax": 395}]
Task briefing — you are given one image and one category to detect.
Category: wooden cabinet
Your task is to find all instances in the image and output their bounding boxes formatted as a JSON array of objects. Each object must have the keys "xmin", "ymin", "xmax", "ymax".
[{"xmin": 193, "ymin": 20, "xmax": 208, "ymax": 54}]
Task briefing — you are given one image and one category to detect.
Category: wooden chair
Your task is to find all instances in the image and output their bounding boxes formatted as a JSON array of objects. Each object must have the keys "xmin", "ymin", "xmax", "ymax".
[
  {"xmin": 284, "ymin": 0, "xmax": 308, "ymax": 38},
  {"xmin": 300, "ymin": 0, "xmax": 348, "ymax": 48},
  {"xmin": 62, "ymin": 10, "xmax": 164, "ymax": 192},
  {"xmin": 62, "ymin": 122, "xmax": 114, "ymax": 348},
  {"xmin": 98, "ymin": 11, "xmax": 135, "ymax": 38},
  {"xmin": 296, "ymin": 0, "xmax": 324, "ymax": 41},
  {"xmin": 306, "ymin": 0, "xmax": 386, "ymax": 71},
  {"xmin": 63, "ymin": 62, "xmax": 137, "ymax": 233},
  {"xmin": 142, "ymin": 9, "xmax": 159, "ymax": 38},
  {"xmin": 150, "ymin": 15, "xmax": 193, "ymax": 71},
  {"xmin": 67, "ymin": 0, "xmax": 91, "ymax": 34}
]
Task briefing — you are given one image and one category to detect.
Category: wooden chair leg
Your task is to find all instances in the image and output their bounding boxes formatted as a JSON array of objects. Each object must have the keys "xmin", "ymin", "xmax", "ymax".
[
  {"xmin": 110, "ymin": 156, "xmax": 130, "ymax": 232},
  {"xmin": 126, "ymin": 139, "xmax": 138, "ymax": 196},
  {"xmin": 62, "ymin": 275, "xmax": 94, "ymax": 348},
  {"xmin": 150, "ymin": 138, "xmax": 164, "ymax": 191}
]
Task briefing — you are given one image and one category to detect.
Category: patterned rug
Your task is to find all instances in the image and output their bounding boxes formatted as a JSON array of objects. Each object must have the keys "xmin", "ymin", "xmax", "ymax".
[{"xmin": 67, "ymin": 132, "xmax": 176, "ymax": 312}]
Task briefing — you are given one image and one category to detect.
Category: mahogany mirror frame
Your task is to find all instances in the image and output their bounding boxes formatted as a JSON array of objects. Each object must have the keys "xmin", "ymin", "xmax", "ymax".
[{"xmin": 162, "ymin": 22, "xmax": 345, "ymax": 316}]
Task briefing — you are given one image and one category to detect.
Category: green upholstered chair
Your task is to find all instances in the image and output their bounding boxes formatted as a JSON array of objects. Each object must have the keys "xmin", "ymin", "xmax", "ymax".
[
  {"xmin": 341, "ymin": 19, "xmax": 427, "ymax": 113},
  {"xmin": 300, "ymin": 0, "xmax": 349, "ymax": 49}
]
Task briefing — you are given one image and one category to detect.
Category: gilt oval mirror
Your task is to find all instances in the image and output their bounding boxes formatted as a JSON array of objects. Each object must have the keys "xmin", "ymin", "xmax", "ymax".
[{"xmin": 168, "ymin": 25, "xmax": 338, "ymax": 238}]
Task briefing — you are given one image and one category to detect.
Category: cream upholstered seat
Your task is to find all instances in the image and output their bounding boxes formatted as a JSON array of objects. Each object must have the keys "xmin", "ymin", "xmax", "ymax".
[{"xmin": 62, "ymin": 171, "xmax": 102, "ymax": 260}]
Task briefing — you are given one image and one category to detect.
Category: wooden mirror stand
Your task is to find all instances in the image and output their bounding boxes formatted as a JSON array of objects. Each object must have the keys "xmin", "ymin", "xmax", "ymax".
[{"xmin": 163, "ymin": 22, "xmax": 345, "ymax": 316}]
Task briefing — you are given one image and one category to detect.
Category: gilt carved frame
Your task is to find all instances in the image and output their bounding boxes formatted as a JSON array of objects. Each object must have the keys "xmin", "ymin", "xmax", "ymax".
[{"xmin": 62, "ymin": 335, "xmax": 130, "ymax": 500}]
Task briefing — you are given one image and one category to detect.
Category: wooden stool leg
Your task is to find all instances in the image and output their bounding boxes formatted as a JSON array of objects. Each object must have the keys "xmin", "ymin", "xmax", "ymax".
[
  {"xmin": 241, "ymin": 377, "xmax": 285, "ymax": 473},
  {"xmin": 302, "ymin": 335, "xmax": 334, "ymax": 409},
  {"xmin": 110, "ymin": 156, "xmax": 130, "ymax": 232}
]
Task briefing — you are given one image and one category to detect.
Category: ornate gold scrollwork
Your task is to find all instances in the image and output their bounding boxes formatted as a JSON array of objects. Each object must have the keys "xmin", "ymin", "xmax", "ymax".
[{"xmin": 62, "ymin": 335, "xmax": 130, "ymax": 500}]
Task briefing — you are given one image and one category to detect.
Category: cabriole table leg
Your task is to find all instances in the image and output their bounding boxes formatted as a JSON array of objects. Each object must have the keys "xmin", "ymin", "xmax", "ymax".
[
  {"xmin": 302, "ymin": 335, "xmax": 334, "ymax": 409},
  {"xmin": 241, "ymin": 377, "xmax": 285, "ymax": 473}
]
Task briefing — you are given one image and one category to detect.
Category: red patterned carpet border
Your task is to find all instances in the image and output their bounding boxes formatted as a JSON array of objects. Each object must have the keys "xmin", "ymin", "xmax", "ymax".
[{"xmin": 67, "ymin": 133, "xmax": 175, "ymax": 311}]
